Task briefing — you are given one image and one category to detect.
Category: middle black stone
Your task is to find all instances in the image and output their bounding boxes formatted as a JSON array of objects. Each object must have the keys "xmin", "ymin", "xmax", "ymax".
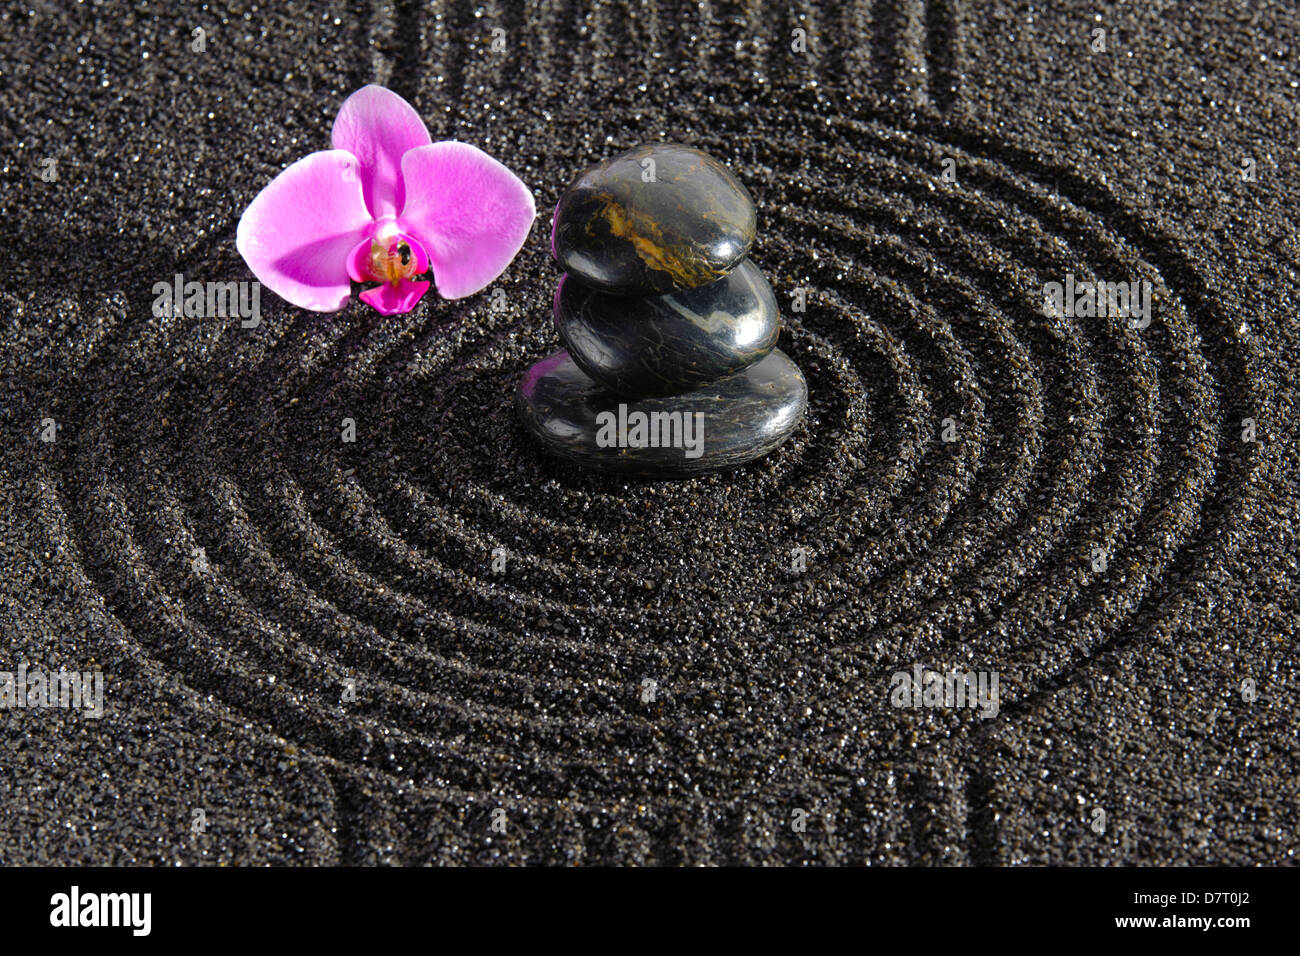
[{"xmin": 554, "ymin": 258, "xmax": 780, "ymax": 397}]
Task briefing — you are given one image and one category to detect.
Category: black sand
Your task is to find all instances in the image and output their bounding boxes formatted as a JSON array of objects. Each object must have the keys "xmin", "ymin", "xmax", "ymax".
[{"xmin": 1, "ymin": 1, "xmax": 1297, "ymax": 864}]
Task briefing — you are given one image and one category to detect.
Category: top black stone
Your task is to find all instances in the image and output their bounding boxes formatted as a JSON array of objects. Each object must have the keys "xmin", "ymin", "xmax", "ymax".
[{"xmin": 551, "ymin": 143, "xmax": 757, "ymax": 296}]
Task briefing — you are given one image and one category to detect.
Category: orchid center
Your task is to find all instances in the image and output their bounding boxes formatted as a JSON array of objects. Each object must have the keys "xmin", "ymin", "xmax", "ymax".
[
  {"xmin": 345, "ymin": 231, "xmax": 433, "ymax": 315},
  {"xmin": 367, "ymin": 237, "xmax": 420, "ymax": 287}
]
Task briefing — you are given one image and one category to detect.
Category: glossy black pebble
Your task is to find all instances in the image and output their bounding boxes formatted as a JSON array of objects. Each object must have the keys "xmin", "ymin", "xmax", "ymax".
[
  {"xmin": 554, "ymin": 259, "xmax": 780, "ymax": 397},
  {"xmin": 516, "ymin": 348, "xmax": 806, "ymax": 476},
  {"xmin": 551, "ymin": 143, "xmax": 757, "ymax": 296}
]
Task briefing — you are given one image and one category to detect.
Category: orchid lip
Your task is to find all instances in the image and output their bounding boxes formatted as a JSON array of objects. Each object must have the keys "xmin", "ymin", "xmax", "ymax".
[{"xmin": 344, "ymin": 231, "xmax": 433, "ymax": 315}]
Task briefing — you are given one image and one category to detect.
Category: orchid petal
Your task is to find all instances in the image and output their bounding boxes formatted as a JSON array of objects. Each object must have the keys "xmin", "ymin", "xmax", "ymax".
[
  {"xmin": 331, "ymin": 85, "xmax": 432, "ymax": 220},
  {"xmin": 397, "ymin": 142, "xmax": 536, "ymax": 299},
  {"xmin": 235, "ymin": 149, "xmax": 374, "ymax": 312}
]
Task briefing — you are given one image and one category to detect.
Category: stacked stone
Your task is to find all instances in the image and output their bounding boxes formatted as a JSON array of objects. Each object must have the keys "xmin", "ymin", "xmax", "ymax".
[{"xmin": 517, "ymin": 143, "xmax": 807, "ymax": 477}]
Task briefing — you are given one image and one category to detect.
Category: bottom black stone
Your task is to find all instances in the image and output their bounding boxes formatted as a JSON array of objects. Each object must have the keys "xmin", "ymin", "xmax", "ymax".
[{"xmin": 516, "ymin": 348, "xmax": 807, "ymax": 476}]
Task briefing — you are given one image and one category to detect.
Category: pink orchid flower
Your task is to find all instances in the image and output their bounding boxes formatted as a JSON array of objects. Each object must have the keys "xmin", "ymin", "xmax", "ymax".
[{"xmin": 236, "ymin": 85, "xmax": 535, "ymax": 315}]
